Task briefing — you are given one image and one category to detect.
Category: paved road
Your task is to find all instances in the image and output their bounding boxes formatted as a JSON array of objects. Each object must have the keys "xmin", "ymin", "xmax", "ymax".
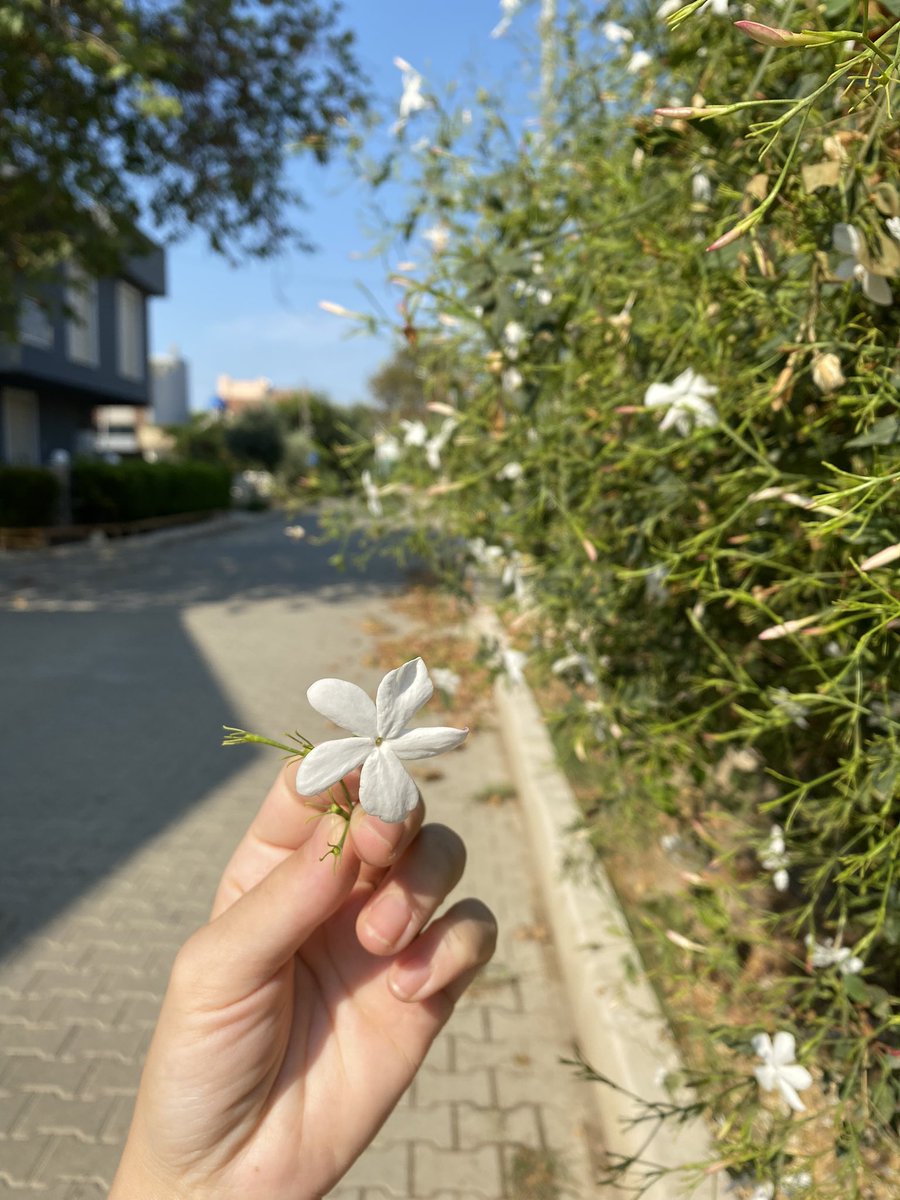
[{"xmin": 0, "ymin": 513, "xmax": 599, "ymax": 1198}]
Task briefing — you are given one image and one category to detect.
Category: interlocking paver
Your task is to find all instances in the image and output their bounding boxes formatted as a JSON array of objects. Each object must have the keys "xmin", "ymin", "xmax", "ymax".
[{"xmin": 0, "ymin": 514, "xmax": 600, "ymax": 1198}]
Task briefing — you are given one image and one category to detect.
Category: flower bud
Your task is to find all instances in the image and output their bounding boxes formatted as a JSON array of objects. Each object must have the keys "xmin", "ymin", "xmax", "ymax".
[
  {"xmin": 811, "ymin": 353, "xmax": 845, "ymax": 394},
  {"xmin": 734, "ymin": 20, "xmax": 795, "ymax": 46}
]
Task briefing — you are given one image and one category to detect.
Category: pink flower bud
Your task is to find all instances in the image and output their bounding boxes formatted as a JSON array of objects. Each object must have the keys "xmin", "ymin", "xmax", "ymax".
[
  {"xmin": 706, "ymin": 225, "xmax": 746, "ymax": 253},
  {"xmin": 734, "ymin": 20, "xmax": 795, "ymax": 46}
]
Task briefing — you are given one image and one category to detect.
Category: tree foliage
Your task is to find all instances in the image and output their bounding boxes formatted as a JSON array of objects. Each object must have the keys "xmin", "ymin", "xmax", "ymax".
[{"xmin": 0, "ymin": 0, "xmax": 366, "ymax": 321}]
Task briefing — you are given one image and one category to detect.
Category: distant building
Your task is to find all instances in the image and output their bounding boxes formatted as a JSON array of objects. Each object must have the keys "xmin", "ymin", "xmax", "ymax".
[
  {"xmin": 151, "ymin": 346, "xmax": 190, "ymax": 425},
  {"xmin": 0, "ymin": 245, "xmax": 166, "ymax": 465},
  {"xmin": 215, "ymin": 374, "xmax": 272, "ymax": 415}
]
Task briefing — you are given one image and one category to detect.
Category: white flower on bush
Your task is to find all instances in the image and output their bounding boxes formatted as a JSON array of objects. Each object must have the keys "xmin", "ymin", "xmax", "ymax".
[
  {"xmin": 760, "ymin": 824, "xmax": 790, "ymax": 892},
  {"xmin": 770, "ymin": 687, "xmax": 809, "ymax": 729},
  {"xmin": 602, "ymin": 21, "xmax": 633, "ymax": 44},
  {"xmin": 644, "ymin": 563, "xmax": 670, "ymax": 604},
  {"xmin": 491, "ymin": 0, "xmax": 520, "ymax": 38},
  {"xmin": 691, "ymin": 170, "xmax": 713, "ymax": 203},
  {"xmin": 832, "ymin": 223, "xmax": 893, "ymax": 306},
  {"xmin": 393, "ymin": 57, "xmax": 428, "ymax": 132},
  {"xmin": 425, "ymin": 417, "xmax": 458, "ymax": 471},
  {"xmin": 502, "ymin": 367, "xmax": 523, "ymax": 394},
  {"xmin": 552, "ymin": 652, "xmax": 598, "ymax": 688},
  {"xmin": 431, "ymin": 666, "xmax": 461, "ymax": 697},
  {"xmin": 888, "ymin": 217, "xmax": 900, "ymax": 243},
  {"xmin": 627, "ymin": 48, "xmax": 652, "ymax": 73},
  {"xmin": 422, "ymin": 224, "xmax": 450, "ymax": 253},
  {"xmin": 496, "ymin": 461, "xmax": 524, "ymax": 482},
  {"xmin": 468, "ymin": 537, "xmax": 504, "ymax": 567},
  {"xmin": 502, "ymin": 320, "xmax": 527, "ymax": 358},
  {"xmin": 501, "ymin": 551, "xmax": 530, "ymax": 607},
  {"xmin": 806, "ymin": 935, "xmax": 863, "ymax": 975},
  {"xmin": 535, "ymin": 287, "xmax": 553, "ymax": 305},
  {"xmin": 751, "ymin": 1031, "xmax": 813, "ymax": 1112},
  {"xmin": 295, "ymin": 657, "xmax": 468, "ymax": 823},
  {"xmin": 644, "ymin": 369, "xmax": 718, "ymax": 435},
  {"xmin": 373, "ymin": 433, "xmax": 401, "ymax": 467},
  {"xmin": 360, "ymin": 469, "xmax": 383, "ymax": 518},
  {"xmin": 399, "ymin": 418, "xmax": 428, "ymax": 447}
]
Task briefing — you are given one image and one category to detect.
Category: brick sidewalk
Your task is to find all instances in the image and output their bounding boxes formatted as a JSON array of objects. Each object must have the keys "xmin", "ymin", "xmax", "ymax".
[{"xmin": 0, "ymin": 519, "xmax": 599, "ymax": 1198}]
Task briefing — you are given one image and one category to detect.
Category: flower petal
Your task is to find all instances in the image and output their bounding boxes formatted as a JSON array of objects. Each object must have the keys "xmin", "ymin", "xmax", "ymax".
[
  {"xmin": 832, "ymin": 223, "xmax": 859, "ymax": 257},
  {"xmin": 775, "ymin": 1075, "xmax": 807, "ymax": 1112},
  {"xmin": 389, "ymin": 725, "xmax": 469, "ymax": 760},
  {"xmin": 644, "ymin": 382, "xmax": 676, "ymax": 408},
  {"xmin": 752, "ymin": 1032, "xmax": 773, "ymax": 1060},
  {"xmin": 754, "ymin": 1064, "xmax": 778, "ymax": 1091},
  {"xmin": 358, "ymin": 745, "xmax": 419, "ymax": 823},
  {"xmin": 771, "ymin": 1031, "xmax": 797, "ymax": 1065},
  {"xmin": 862, "ymin": 270, "xmax": 893, "ymax": 307},
  {"xmin": 780, "ymin": 1063, "xmax": 812, "ymax": 1091},
  {"xmin": 307, "ymin": 678, "xmax": 377, "ymax": 737},
  {"xmin": 376, "ymin": 657, "xmax": 434, "ymax": 738},
  {"xmin": 295, "ymin": 738, "xmax": 373, "ymax": 797}
]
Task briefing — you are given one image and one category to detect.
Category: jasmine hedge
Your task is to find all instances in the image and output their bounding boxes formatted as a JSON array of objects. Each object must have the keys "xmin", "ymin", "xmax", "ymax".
[{"xmin": 333, "ymin": 2, "xmax": 899, "ymax": 1196}]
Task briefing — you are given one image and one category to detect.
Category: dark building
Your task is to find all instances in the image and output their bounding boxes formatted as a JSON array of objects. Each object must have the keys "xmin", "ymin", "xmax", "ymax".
[{"xmin": 0, "ymin": 246, "xmax": 166, "ymax": 465}]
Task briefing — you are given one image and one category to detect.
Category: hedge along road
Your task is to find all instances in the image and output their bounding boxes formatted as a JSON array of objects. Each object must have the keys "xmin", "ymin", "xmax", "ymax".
[{"xmin": 0, "ymin": 510, "xmax": 600, "ymax": 1199}]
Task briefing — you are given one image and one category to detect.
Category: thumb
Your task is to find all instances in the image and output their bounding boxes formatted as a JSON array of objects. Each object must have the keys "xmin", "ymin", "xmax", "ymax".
[{"xmin": 176, "ymin": 812, "xmax": 359, "ymax": 1004}]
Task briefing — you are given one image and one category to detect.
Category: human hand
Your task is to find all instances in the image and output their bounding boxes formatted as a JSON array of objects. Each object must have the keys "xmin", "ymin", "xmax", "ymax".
[{"xmin": 110, "ymin": 764, "xmax": 497, "ymax": 1200}]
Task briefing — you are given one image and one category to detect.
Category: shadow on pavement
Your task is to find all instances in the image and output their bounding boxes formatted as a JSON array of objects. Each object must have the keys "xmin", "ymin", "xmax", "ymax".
[{"xmin": 0, "ymin": 511, "xmax": 405, "ymax": 960}]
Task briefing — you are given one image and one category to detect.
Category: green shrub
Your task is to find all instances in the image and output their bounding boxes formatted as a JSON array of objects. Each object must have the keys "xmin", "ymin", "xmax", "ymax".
[
  {"xmin": 337, "ymin": 3, "xmax": 900, "ymax": 1196},
  {"xmin": 71, "ymin": 461, "xmax": 230, "ymax": 524},
  {"xmin": 0, "ymin": 466, "xmax": 60, "ymax": 527}
]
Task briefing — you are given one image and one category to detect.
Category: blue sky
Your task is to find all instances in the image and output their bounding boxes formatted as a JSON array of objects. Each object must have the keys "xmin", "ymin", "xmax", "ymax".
[{"xmin": 150, "ymin": 1, "xmax": 535, "ymax": 411}]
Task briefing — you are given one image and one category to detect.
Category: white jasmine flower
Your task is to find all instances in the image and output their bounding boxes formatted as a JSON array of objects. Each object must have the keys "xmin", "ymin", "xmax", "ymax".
[
  {"xmin": 760, "ymin": 824, "xmax": 790, "ymax": 892},
  {"xmin": 437, "ymin": 312, "xmax": 460, "ymax": 328},
  {"xmin": 644, "ymin": 369, "xmax": 718, "ymax": 435},
  {"xmin": 431, "ymin": 666, "xmax": 461, "ymax": 696},
  {"xmin": 295, "ymin": 658, "xmax": 467, "ymax": 822},
  {"xmin": 422, "ymin": 224, "xmax": 450, "ymax": 253},
  {"xmin": 806, "ymin": 935, "xmax": 863, "ymax": 975},
  {"xmin": 748, "ymin": 1185, "xmax": 774, "ymax": 1200},
  {"xmin": 627, "ymin": 49, "xmax": 653, "ymax": 73},
  {"xmin": 657, "ymin": 0, "xmax": 681, "ymax": 16},
  {"xmin": 751, "ymin": 1031, "xmax": 813, "ymax": 1112},
  {"xmin": 491, "ymin": 0, "xmax": 521, "ymax": 38},
  {"xmin": 496, "ymin": 461, "xmax": 524, "ymax": 482},
  {"xmin": 468, "ymin": 537, "xmax": 505, "ymax": 567},
  {"xmin": 535, "ymin": 287, "xmax": 553, "ymax": 305},
  {"xmin": 373, "ymin": 433, "xmax": 401, "ymax": 467},
  {"xmin": 887, "ymin": 216, "xmax": 900, "ymax": 243},
  {"xmin": 602, "ymin": 21, "xmax": 633, "ymax": 44},
  {"xmin": 393, "ymin": 57, "xmax": 428, "ymax": 131},
  {"xmin": 502, "ymin": 367, "xmax": 523, "ymax": 393},
  {"xmin": 832, "ymin": 223, "xmax": 893, "ymax": 306},
  {"xmin": 691, "ymin": 170, "xmax": 713, "ymax": 203},
  {"xmin": 770, "ymin": 687, "xmax": 809, "ymax": 730},
  {"xmin": 644, "ymin": 563, "xmax": 670, "ymax": 604},
  {"xmin": 360, "ymin": 469, "xmax": 383, "ymax": 518},
  {"xmin": 399, "ymin": 418, "xmax": 428, "ymax": 447},
  {"xmin": 501, "ymin": 646, "xmax": 528, "ymax": 686},
  {"xmin": 551, "ymin": 653, "xmax": 598, "ymax": 688},
  {"xmin": 502, "ymin": 320, "xmax": 527, "ymax": 358},
  {"xmin": 425, "ymin": 417, "xmax": 458, "ymax": 470}
]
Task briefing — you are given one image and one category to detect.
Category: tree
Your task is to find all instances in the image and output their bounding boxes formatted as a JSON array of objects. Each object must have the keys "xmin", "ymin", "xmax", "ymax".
[
  {"xmin": 368, "ymin": 347, "xmax": 429, "ymax": 418},
  {"xmin": 0, "ymin": 0, "xmax": 366, "ymax": 323}
]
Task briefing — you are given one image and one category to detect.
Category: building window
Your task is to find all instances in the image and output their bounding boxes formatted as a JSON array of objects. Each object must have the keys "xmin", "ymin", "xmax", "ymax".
[
  {"xmin": 2, "ymin": 387, "xmax": 40, "ymax": 465},
  {"xmin": 19, "ymin": 297, "xmax": 54, "ymax": 349},
  {"xmin": 116, "ymin": 281, "xmax": 144, "ymax": 381},
  {"xmin": 65, "ymin": 265, "xmax": 99, "ymax": 366}
]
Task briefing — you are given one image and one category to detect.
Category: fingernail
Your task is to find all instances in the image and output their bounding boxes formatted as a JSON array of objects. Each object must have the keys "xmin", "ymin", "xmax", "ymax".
[
  {"xmin": 389, "ymin": 959, "xmax": 432, "ymax": 1001},
  {"xmin": 360, "ymin": 814, "xmax": 406, "ymax": 859},
  {"xmin": 364, "ymin": 892, "xmax": 412, "ymax": 949}
]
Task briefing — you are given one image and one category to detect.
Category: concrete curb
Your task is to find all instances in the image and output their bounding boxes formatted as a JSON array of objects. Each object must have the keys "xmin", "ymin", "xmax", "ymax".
[{"xmin": 477, "ymin": 611, "xmax": 718, "ymax": 1200}]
